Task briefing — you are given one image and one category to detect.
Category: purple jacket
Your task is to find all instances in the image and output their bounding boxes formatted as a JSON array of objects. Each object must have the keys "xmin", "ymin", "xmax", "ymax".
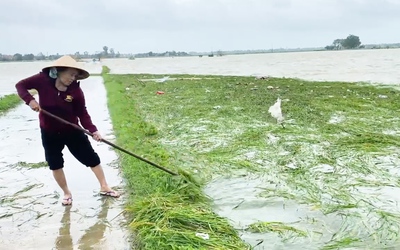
[{"xmin": 15, "ymin": 71, "xmax": 98, "ymax": 133}]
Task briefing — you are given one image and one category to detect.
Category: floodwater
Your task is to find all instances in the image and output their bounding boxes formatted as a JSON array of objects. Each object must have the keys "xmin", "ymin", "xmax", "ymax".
[
  {"xmin": 0, "ymin": 62, "xmax": 131, "ymax": 249},
  {"xmin": 102, "ymin": 48, "xmax": 400, "ymax": 85},
  {"xmin": 1, "ymin": 49, "xmax": 400, "ymax": 249},
  {"xmin": 203, "ymin": 175, "xmax": 342, "ymax": 250}
]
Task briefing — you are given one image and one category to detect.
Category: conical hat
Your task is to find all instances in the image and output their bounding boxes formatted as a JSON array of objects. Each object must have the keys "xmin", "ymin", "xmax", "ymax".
[{"xmin": 42, "ymin": 55, "xmax": 90, "ymax": 80}]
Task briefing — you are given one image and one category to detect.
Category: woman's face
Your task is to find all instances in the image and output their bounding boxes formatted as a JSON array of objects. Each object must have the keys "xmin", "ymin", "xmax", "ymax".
[{"xmin": 58, "ymin": 68, "xmax": 79, "ymax": 86}]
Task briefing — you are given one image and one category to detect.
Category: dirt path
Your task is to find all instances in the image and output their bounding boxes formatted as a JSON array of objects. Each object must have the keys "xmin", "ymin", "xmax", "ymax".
[{"xmin": 0, "ymin": 76, "xmax": 131, "ymax": 249}]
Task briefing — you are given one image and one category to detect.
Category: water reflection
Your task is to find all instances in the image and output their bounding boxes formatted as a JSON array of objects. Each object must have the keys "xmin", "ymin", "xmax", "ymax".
[
  {"xmin": 54, "ymin": 197, "xmax": 113, "ymax": 250},
  {"xmin": 77, "ymin": 198, "xmax": 112, "ymax": 249},
  {"xmin": 55, "ymin": 207, "xmax": 73, "ymax": 250}
]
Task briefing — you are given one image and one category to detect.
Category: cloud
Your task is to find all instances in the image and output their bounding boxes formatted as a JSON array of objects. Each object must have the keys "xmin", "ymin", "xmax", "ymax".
[{"xmin": 1, "ymin": 0, "xmax": 399, "ymax": 54}]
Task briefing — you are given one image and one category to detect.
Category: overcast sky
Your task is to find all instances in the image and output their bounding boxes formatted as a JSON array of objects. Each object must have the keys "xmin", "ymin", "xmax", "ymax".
[{"xmin": 1, "ymin": 0, "xmax": 399, "ymax": 55}]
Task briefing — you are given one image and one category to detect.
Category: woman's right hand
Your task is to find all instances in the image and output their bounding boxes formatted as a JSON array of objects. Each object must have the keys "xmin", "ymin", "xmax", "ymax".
[{"xmin": 29, "ymin": 100, "xmax": 40, "ymax": 112}]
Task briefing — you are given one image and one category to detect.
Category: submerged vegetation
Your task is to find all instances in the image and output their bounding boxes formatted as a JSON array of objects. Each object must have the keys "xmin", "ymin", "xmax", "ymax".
[
  {"xmin": 0, "ymin": 94, "xmax": 21, "ymax": 114},
  {"xmin": 246, "ymin": 221, "xmax": 307, "ymax": 237},
  {"xmin": 103, "ymin": 65, "xmax": 400, "ymax": 249},
  {"xmin": 14, "ymin": 161, "xmax": 48, "ymax": 169}
]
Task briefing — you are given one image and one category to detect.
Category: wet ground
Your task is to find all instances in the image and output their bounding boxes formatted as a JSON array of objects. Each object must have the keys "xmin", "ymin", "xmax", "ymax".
[
  {"xmin": 204, "ymin": 175, "xmax": 340, "ymax": 250},
  {"xmin": 0, "ymin": 70, "xmax": 131, "ymax": 249}
]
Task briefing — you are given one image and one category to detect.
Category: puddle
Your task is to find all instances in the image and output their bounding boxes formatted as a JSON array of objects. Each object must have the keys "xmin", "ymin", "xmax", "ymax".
[{"xmin": 0, "ymin": 76, "xmax": 131, "ymax": 249}]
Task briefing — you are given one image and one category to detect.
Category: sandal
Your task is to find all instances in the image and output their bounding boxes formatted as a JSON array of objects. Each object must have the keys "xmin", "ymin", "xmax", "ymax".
[
  {"xmin": 100, "ymin": 191, "xmax": 120, "ymax": 198},
  {"xmin": 62, "ymin": 197, "xmax": 73, "ymax": 206}
]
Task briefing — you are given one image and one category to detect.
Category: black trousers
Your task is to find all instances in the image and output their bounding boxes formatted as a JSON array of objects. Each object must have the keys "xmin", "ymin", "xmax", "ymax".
[{"xmin": 40, "ymin": 128, "xmax": 101, "ymax": 170}]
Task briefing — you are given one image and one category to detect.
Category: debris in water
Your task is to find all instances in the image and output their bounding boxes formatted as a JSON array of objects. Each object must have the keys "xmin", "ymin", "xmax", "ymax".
[
  {"xmin": 14, "ymin": 184, "xmax": 43, "ymax": 196},
  {"xmin": 156, "ymin": 91, "xmax": 165, "ymax": 95},
  {"xmin": 253, "ymin": 240, "xmax": 264, "ymax": 248},
  {"xmin": 0, "ymin": 213, "xmax": 12, "ymax": 219},
  {"xmin": 9, "ymin": 161, "xmax": 48, "ymax": 169},
  {"xmin": 233, "ymin": 199, "xmax": 245, "ymax": 209},
  {"xmin": 255, "ymin": 76, "xmax": 270, "ymax": 80},
  {"xmin": 245, "ymin": 221, "xmax": 307, "ymax": 237}
]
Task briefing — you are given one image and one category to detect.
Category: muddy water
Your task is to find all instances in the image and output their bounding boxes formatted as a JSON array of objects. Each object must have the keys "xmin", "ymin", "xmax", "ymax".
[
  {"xmin": 0, "ymin": 69, "xmax": 131, "ymax": 249},
  {"xmin": 102, "ymin": 48, "xmax": 400, "ymax": 85}
]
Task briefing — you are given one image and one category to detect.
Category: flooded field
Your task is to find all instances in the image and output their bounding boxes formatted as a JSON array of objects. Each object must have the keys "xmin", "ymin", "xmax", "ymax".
[
  {"xmin": 0, "ymin": 71, "xmax": 131, "ymax": 249},
  {"xmin": 106, "ymin": 69, "xmax": 400, "ymax": 248},
  {"xmin": 1, "ymin": 49, "xmax": 400, "ymax": 249}
]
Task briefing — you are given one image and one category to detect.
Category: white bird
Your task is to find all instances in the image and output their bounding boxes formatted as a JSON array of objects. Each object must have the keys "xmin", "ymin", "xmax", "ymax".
[{"xmin": 268, "ymin": 97, "xmax": 285, "ymax": 127}]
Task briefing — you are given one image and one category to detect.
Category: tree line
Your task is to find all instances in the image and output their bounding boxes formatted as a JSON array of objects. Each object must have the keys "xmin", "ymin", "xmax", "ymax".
[
  {"xmin": 0, "ymin": 46, "xmax": 191, "ymax": 62},
  {"xmin": 325, "ymin": 34, "xmax": 362, "ymax": 50},
  {"xmin": 0, "ymin": 37, "xmax": 380, "ymax": 62},
  {"xmin": 0, "ymin": 46, "xmax": 121, "ymax": 62}
]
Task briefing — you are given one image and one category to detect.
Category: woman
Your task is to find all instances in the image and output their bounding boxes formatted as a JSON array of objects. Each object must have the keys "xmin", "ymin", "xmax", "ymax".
[{"xmin": 15, "ymin": 55, "xmax": 119, "ymax": 206}]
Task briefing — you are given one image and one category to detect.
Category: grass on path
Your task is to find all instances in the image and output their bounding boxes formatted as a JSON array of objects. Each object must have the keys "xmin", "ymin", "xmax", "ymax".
[{"xmin": 0, "ymin": 94, "xmax": 21, "ymax": 114}]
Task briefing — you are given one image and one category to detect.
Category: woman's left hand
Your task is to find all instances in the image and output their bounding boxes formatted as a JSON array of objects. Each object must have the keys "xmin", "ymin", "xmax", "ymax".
[{"xmin": 92, "ymin": 131, "xmax": 103, "ymax": 142}]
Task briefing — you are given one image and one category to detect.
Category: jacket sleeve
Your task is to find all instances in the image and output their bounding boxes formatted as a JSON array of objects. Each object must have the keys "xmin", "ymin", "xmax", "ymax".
[
  {"xmin": 75, "ymin": 85, "xmax": 98, "ymax": 133},
  {"xmin": 15, "ymin": 72, "xmax": 43, "ymax": 105}
]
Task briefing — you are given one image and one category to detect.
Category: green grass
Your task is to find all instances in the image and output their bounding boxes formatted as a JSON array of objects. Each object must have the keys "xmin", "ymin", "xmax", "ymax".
[
  {"xmin": 0, "ymin": 94, "xmax": 21, "ymax": 114},
  {"xmin": 102, "ymin": 67, "xmax": 249, "ymax": 250},
  {"xmin": 102, "ymin": 66, "xmax": 400, "ymax": 249}
]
